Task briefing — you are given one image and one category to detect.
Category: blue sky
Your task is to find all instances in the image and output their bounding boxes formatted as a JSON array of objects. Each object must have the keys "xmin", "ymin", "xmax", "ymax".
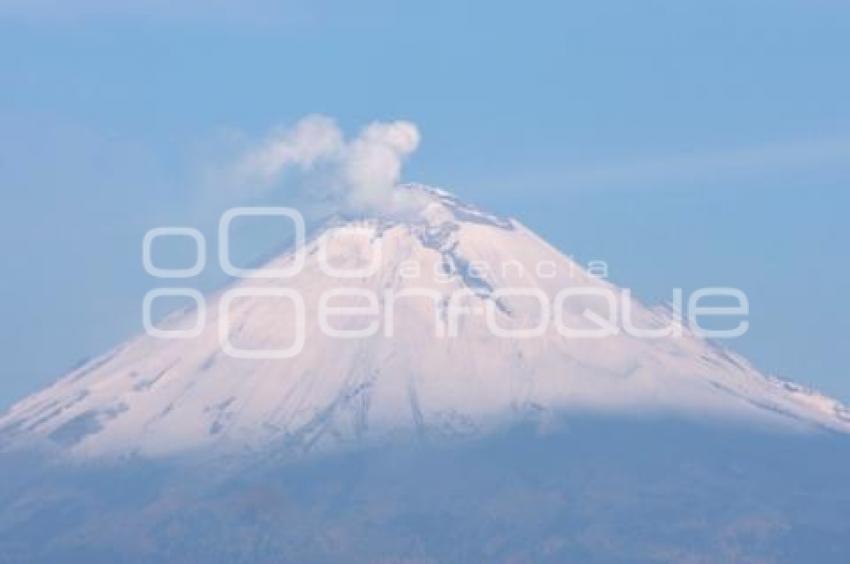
[{"xmin": 1, "ymin": 1, "xmax": 849, "ymax": 408}]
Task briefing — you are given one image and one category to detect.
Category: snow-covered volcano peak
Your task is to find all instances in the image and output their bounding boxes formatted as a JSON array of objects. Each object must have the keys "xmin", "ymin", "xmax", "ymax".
[
  {"xmin": 398, "ymin": 183, "xmax": 515, "ymax": 229},
  {"xmin": 2, "ymin": 187, "xmax": 849, "ymax": 460},
  {"xmin": 325, "ymin": 183, "xmax": 515, "ymax": 234}
]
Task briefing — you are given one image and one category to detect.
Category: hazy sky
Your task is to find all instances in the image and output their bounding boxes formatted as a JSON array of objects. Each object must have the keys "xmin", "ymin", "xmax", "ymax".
[{"xmin": 1, "ymin": 1, "xmax": 849, "ymax": 408}]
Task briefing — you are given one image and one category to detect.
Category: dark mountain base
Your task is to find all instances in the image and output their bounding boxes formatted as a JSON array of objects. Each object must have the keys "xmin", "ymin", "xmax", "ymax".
[{"xmin": 1, "ymin": 416, "xmax": 849, "ymax": 563}]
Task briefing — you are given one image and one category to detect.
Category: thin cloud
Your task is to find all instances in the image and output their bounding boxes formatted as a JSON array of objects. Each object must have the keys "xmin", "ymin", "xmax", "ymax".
[
  {"xmin": 558, "ymin": 137, "xmax": 850, "ymax": 190},
  {"xmin": 0, "ymin": 0, "xmax": 304, "ymax": 26}
]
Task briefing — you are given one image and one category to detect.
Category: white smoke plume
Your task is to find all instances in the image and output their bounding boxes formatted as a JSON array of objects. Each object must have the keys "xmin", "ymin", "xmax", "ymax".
[{"xmin": 231, "ymin": 115, "xmax": 421, "ymax": 213}]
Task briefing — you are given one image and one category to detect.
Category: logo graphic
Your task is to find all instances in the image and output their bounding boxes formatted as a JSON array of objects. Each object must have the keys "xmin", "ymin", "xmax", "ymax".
[{"xmin": 143, "ymin": 207, "xmax": 750, "ymax": 358}]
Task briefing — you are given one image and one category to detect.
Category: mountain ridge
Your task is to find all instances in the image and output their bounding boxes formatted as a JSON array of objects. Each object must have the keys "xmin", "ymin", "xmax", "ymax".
[{"xmin": 1, "ymin": 184, "xmax": 848, "ymax": 461}]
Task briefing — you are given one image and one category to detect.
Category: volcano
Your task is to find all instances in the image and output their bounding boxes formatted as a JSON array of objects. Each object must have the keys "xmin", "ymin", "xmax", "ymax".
[
  {"xmin": 2, "ymin": 184, "xmax": 847, "ymax": 459},
  {"xmin": 1, "ymin": 185, "xmax": 849, "ymax": 562}
]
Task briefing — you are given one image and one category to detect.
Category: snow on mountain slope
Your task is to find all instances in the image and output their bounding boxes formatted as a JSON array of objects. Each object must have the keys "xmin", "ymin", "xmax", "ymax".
[{"xmin": 1, "ymin": 184, "xmax": 848, "ymax": 459}]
